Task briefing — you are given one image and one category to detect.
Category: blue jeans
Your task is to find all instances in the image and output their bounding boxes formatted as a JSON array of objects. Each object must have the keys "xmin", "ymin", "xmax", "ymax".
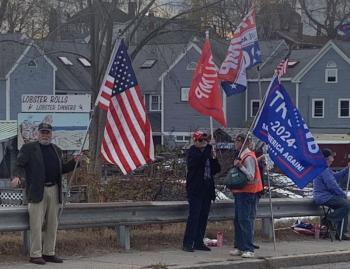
[
  {"xmin": 323, "ymin": 196, "xmax": 350, "ymax": 235},
  {"xmin": 234, "ymin": 193, "xmax": 258, "ymax": 252},
  {"xmin": 183, "ymin": 194, "xmax": 212, "ymax": 248}
]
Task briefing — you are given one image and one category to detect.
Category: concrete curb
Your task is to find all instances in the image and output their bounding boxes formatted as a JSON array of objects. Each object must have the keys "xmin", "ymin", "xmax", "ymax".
[{"xmin": 170, "ymin": 250, "xmax": 350, "ymax": 269}]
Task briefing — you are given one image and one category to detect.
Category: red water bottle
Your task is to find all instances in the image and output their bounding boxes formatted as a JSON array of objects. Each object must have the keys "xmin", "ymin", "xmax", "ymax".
[{"xmin": 217, "ymin": 232, "xmax": 224, "ymax": 247}]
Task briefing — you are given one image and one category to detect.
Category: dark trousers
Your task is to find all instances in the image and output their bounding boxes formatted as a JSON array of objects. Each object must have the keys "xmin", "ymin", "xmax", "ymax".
[
  {"xmin": 234, "ymin": 193, "xmax": 258, "ymax": 252},
  {"xmin": 183, "ymin": 194, "xmax": 212, "ymax": 248},
  {"xmin": 323, "ymin": 196, "xmax": 350, "ymax": 235}
]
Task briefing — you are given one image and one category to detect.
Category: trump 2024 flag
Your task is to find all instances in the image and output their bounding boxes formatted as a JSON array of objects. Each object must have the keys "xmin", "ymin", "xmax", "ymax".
[
  {"xmin": 189, "ymin": 39, "xmax": 227, "ymax": 127},
  {"xmin": 96, "ymin": 39, "xmax": 154, "ymax": 174},
  {"xmin": 252, "ymin": 77, "xmax": 327, "ymax": 188}
]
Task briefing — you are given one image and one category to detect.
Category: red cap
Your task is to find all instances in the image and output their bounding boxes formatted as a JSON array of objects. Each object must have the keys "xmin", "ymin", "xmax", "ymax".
[{"xmin": 192, "ymin": 131, "xmax": 207, "ymax": 142}]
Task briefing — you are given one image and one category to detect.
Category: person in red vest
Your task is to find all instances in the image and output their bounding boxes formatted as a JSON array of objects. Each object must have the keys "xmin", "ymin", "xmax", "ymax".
[{"xmin": 229, "ymin": 133, "xmax": 263, "ymax": 258}]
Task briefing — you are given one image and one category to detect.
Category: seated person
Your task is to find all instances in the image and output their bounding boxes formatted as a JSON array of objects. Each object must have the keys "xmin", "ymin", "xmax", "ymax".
[{"xmin": 313, "ymin": 148, "xmax": 350, "ymax": 239}]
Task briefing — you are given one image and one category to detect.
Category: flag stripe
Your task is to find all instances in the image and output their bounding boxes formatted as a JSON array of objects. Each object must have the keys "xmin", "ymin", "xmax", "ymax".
[
  {"xmin": 108, "ymin": 97, "xmax": 143, "ymax": 169},
  {"xmin": 101, "ymin": 132, "xmax": 128, "ymax": 174},
  {"xmin": 104, "ymin": 113, "xmax": 136, "ymax": 172},
  {"xmin": 114, "ymin": 93, "xmax": 146, "ymax": 164}
]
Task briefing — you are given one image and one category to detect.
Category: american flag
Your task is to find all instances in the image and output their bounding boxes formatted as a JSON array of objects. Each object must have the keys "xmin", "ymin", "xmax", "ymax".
[
  {"xmin": 275, "ymin": 58, "xmax": 288, "ymax": 77},
  {"xmin": 96, "ymin": 39, "xmax": 154, "ymax": 174}
]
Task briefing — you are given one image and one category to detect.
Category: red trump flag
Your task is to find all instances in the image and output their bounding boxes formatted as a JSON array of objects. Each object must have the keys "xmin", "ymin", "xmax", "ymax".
[
  {"xmin": 189, "ymin": 40, "xmax": 227, "ymax": 127},
  {"xmin": 96, "ymin": 39, "xmax": 154, "ymax": 174}
]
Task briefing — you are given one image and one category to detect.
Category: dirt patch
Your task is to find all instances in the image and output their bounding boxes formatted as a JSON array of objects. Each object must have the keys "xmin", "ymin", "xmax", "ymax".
[{"xmin": 0, "ymin": 219, "xmax": 318, "ymax": 263}]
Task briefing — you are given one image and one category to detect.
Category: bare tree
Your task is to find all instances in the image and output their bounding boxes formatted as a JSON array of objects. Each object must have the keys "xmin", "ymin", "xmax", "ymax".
[
  {"xmin": 0, "ymin": 0, "xmax": 9, "ymax": 29},
  {"xmin": 300, "ymin": 0, "xmax": 350, "ymax": 38}
]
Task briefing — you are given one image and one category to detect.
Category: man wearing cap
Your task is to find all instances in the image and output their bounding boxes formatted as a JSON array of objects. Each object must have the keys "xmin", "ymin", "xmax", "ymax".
[
  {"xmin": 229, "ymin": 133, "xmax": 263, "ymax": 258},
  {"xmin": 313, "ymin": 148, "xmax": 350, "ymax": 240},
  {"xmin": 182, "ymin": 131, "xmax": 221, "ymax": 252},
  {"xmin": 11, "ymin": 123, "xmax": 80, "ymax": 264}
]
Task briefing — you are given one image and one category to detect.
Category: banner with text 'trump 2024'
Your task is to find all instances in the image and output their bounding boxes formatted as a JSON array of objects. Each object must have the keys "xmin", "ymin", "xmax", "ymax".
[{"xmin": 252, "ymin": 77, "xmax": 327, "ymax": 189}]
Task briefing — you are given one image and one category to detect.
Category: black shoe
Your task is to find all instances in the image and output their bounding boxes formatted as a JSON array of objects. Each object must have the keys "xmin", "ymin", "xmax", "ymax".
[
  {"xmin": 253, "ymin": 244, "xmax": 260, "ymax": 249},
  {"xmin": 42, "ymin": 255, "xmax": 63, "ymax": 263},
  {"xmin": 182, "ymin": 246, "xmax": 194, "ymax": 252},
  {"xmin": 194, "ymin": 244, "xmax": 211, "ymax": 251},
  {"xmin": 29, "ymin": 257, "xmax": 46, "ymax": 265}
]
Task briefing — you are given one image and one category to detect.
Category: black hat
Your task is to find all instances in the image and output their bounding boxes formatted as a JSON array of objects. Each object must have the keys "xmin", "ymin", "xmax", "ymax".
[
  {"xmin": 322, "ymin": 148, "xmax": 333, "ymax": 158},
  {"xmin": 38, "ymin": 123, "xmax": 52, "ymax": 132},
  {"xmin": 235, "ymin": 133, "xmax": 252, "ymax": 143}
]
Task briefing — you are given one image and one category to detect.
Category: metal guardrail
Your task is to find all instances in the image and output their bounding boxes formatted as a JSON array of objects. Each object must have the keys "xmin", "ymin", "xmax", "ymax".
[{"xmin": 0, "ymin": 198, "xmax": 323, "ymax": 252}]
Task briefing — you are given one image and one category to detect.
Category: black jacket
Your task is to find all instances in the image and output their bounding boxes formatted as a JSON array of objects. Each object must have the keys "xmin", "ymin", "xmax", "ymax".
[
  {"xmin": 13, "ymin": 141, "xmax": 76, "ymax": 203},
  {"xmin": 186, "ymin": 144, "xmax": 221, "ymax": 200}
]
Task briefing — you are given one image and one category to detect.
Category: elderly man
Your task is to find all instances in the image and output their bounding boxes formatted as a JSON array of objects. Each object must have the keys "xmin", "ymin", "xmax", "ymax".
[
  {"xmin": 313, "ymin": 148, "xmax": 350, "ymax": 240},
  {"xmin": 11, "ymin": 123, "xmax": 80, "ymax": 264}
]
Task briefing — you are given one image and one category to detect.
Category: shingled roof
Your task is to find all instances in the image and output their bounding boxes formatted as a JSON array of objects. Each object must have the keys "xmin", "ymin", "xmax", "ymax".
[{"xmin": 39, "ymin": 40, "xmax": 92, "ymax": 94}]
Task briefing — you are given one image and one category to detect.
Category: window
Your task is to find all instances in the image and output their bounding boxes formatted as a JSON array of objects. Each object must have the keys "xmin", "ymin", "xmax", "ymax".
[
  {"xmin": 150, "ymin": 95, "xmax": 160, "ymax": 111},
  {"xmin": 28, "ymin": 60, "xmax": 37, "ymax": 67},
  {"xmin": 58, "ymin": 56, "xmax": 73, "ymax": 66},
  {"xmin": 250, "ymin": 100, "xmax": 260, "ymax": 117},
  {"xmin": 140, "ymin": 59, "xmax": 157, "ymax": 69},
  {"xmin": 186, "ymin": 62, "xmax": 197, "ymax": 70},
  {"xmin": 181, "ymin": 87, "xmax": 190, "ymax": 101},
  {"xmin": 287, "ymin": 60, "xmax": 299, "ymax": 68},
  {"xmin": 325, "ymin": 69, "xmax": 337, "ymax": 83},
  {"xmin": 312, "ymin": 99, "xmax": 324, "ymax": 118},
  {"xmin": 339, "ymin": 99, "xmax": 350, "ymax": 118},
  {"xmin": 325, "ymin": 62, "xmax": 337, "ymax": 83},
  {"xmin": 175, "ymin": 135, "xmax": 191, "ymax": 142},
  {"xmin": 78, "ymin": 57, "xmax": 91, "ymax": 67}
]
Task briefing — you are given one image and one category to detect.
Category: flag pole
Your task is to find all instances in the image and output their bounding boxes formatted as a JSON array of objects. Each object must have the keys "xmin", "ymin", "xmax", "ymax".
[
  {"xmin": 59, "ymin": 37, "xmax": 122, "ymax": 221},
  {"xmin": 339, "ymin": 167, "xmax": 350, "ymax": 240},
  {"xmin": 58, "ymin": 106, "xmax": 95, "ymax": 221},
  {"xmin": 205, "ymin": 30, "xmax": 215, "ymax": 141}
]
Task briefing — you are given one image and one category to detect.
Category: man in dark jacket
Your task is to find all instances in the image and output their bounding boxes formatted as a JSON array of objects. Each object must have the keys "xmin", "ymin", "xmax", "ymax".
[
  {"xmin": 182, "ymin": 131, "xmax": 221, "ymax": 252},
  {"xmin": 11, "ymin": 123, "xmax": 80, "ymax": 264},
  {"xmin": 313, "ymin": 148, "xmax": 350, "ymax": 240}
]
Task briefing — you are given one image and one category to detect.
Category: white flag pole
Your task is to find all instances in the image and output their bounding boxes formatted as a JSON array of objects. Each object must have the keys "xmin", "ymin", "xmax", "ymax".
[{"xmin": 339, "ymin": 167, "xmax": 350, "ymax": 240}]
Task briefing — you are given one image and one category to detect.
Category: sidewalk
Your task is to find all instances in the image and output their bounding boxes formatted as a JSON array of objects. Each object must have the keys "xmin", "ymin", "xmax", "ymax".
[{"xmin": 1, "ymin": 239, "xmax": 350, "ymax": 269}]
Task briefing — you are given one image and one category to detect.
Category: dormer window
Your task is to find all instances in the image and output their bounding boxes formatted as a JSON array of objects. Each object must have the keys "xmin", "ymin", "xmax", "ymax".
[
  {"xmin": 140, "ymin": 59, "xmax": 157, "ymax": 69},
  {"xmin": 58, "ymin": 56, "xmax": 73, "ymax": 66},
  {"xmin": 287, "ymin": 60, "xmax": 299, "ymax": 68},
  {"xmin": 325, "ymin": 61, "xmax": 337, "ymax": 83},
  {"xmin": 78, "ymin": 57, "xmax": 91, "ymax": 67}
]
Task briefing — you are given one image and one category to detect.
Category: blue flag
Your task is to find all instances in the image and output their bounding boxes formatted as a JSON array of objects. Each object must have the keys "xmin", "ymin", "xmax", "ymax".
[{"xmin": 252, "ymin": 77, "xmax": 327, "ymax": 188}]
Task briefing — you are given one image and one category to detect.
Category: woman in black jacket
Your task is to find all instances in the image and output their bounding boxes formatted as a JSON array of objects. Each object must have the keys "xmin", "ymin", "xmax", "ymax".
[{"xmin": 182, "ymin": 131, "xmax": 221, "ymax": 252}]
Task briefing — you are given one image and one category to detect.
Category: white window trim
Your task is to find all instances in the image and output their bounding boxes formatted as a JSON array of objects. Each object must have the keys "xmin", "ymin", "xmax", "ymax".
[
  {"xmin": 149, "ymin": 95, "xmax": 161, "ymax": 111},
  {"xmin": 186, "ymin": 61, "xmax": 197, "ymax": 70},
  {"xmin": 312, "ymin": 98, "xmax": 325, "ymax": 118},
  {"xmin": 338, "ymin": 98, "xmax": 350, "ymax": 118},
  {"xmin": 181, "ymin": 87, "xmax": 190, "ymax": 102},
  {"xmin": 58, "ymin": 56, "xmax": 73, "ymax": 66},
  {"xmin": 250, "ymin": 99, "xmax": 260, "ymax": 117},
  {"xmin": 325, "ymin": 68, "xmax": 338, "ymax": 83}
]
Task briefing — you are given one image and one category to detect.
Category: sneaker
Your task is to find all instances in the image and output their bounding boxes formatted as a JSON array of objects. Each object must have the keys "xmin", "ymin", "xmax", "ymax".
[
  {"xmin": 241, "ymin": 251, "xmax": 255, "ymax": 258},
  {"xmin": 29, "ymin": 257, "xmax": 46, "ymax": 265},
  {"xmin": 42, "ymin": 255, "xmax": 63, "ymax": 263},
  {"xmin": 229, "ymin": 249, "xmax": 242, "ymax": 256}
]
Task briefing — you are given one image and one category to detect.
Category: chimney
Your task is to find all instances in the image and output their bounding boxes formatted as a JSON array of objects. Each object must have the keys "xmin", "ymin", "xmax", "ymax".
[{"xmin": 128, "ymin": 1, "xmax": 136, "ymax": 17}]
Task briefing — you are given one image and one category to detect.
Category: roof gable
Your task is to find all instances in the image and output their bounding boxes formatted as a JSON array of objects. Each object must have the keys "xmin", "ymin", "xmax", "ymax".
[{"xmin": 292, "ymin": 40, "xmax": 350, "ymax": 82}]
